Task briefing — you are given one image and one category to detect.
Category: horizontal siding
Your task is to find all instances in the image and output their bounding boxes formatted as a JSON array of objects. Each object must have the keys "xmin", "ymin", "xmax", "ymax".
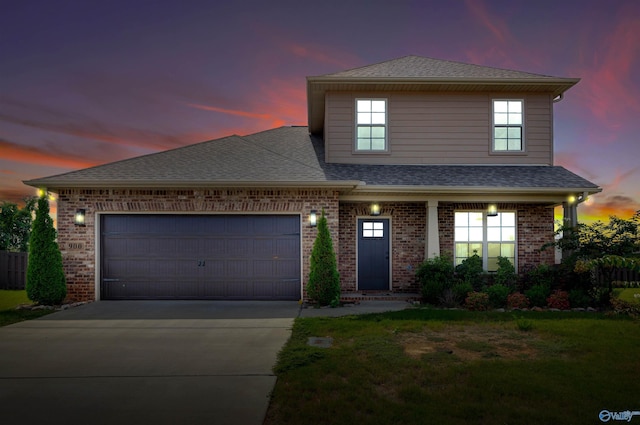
[{"xmin": 325, "ymin": 92, "xmax": 553, "ymax": 165}]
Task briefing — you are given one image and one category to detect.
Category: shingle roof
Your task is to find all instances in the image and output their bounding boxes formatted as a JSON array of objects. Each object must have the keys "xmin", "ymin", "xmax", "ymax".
[
  {"xmin": 322, "ymin": 55, "xmax": 557, "ymax": 80},
  {"xmin": 25, "ymin": 127, "xmax": 330, "ymax": 187},
  {"xmin": 307, "ymin": 135, "xmax": 599, "ymax": 191},
  {"xmin": 26, "ymin": 127, "xmax": 600, "ymax": 196}
]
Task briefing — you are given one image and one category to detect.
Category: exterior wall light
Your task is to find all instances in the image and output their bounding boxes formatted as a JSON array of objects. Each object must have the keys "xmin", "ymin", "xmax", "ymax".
[
  {"xmin": 309, "ymin": 210, "xmax": 317, "ymax": 227},
  {"xmin": 370, "ymin": 203, "xmax": 381, "ymax": 216},
  {"xmin": 74, "ymin": 209, "xmax": 86, "ymax": 226},
  {"xmin": 487, "ymin": 204, "xmax": 498, "ymax": 217}
]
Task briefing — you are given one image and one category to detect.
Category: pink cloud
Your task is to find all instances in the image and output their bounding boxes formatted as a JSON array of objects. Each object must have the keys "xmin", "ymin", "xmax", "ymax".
[
  {"xmin": 286, "ymin": 43, "xmax": 358, "ymax": 70},
  {"xmin": 464, "ymin": 0, "xmax": 509, "ymax": 44},
  {"xmin": 0, "ymin": 98, "xmax": 190, "ymax": 152},
  {"xmin": 570, "ymin": 9, "xmax": 640, "ymax": 141},
  {"xmin": 0, "ymin": 139, "xmax": 98, "ymax": 170},
  {"xmin": 185, "ymin": 103, "xmax": 273, "ymax": 121}
]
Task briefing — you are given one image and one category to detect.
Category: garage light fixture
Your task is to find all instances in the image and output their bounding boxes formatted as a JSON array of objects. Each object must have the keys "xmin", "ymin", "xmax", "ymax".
[
  {"xmin": 309, "ymin": 210, "xmax": 317, "ymax": 227},
  {"xmin": 487, "ymin": 204, "xmax": 498, "ymax": 217},
  {"xmin": 74, "ymin": 209, "xmax": 86, "ymax": 226},
  {"xmin": 370, "ymin": 203, "xmax": 381, "ymax": 216}
]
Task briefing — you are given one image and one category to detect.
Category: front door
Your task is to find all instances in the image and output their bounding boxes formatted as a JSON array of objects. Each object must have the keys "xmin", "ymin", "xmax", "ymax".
[{"xmin": 357, "ymin": 218, "xmax": 390, "ymax": 290}]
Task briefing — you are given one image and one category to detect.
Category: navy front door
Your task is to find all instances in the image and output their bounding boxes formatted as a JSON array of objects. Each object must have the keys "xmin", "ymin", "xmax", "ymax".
[{"xmin": 357, "ymin": 218, "xmax": 390, "ymax": 290}]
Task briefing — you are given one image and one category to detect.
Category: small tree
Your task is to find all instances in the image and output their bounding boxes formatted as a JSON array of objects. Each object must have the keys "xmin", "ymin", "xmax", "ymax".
[
  {"xmin": 306, "ymin": 210, "xmax": 340, "ymax": 306},
  {"xmin": 0, "ymin": 197, "xmax": 37, "ymax": 252},
  {"xmin": 544, "ymin": 211, "xmax": 640, "ymax": 297},
  {"xmin": 26, "ymin": 194, "xmax": 66, "ymax": 305}
]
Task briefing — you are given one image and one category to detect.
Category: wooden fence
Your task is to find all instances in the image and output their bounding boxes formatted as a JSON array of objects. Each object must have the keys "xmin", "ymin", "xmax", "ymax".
[
  {"xmin": 0, "ymin": 251, "xmax": 28, "ymax": 290},
  {"xmin": 595, "ymin": 267, "xmax": 640, "ymax": 288}
]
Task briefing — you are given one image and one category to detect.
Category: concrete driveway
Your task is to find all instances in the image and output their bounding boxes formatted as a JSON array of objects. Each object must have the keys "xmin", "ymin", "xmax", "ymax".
[{"xmin": 0, "ymin": 301, "xmax": 300, "ymax": 425}]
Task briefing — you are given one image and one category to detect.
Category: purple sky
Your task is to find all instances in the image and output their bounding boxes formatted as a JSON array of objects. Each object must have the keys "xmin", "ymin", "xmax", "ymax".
[{"xmin": 1, "ymin": 0, "xmax": 639, "ymax": 222}]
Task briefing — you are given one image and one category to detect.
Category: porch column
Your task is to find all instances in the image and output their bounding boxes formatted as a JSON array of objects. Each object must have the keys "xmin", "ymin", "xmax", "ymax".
[
  {"xmin": 563, "ymin": 201, "xmax": 578, "ymax": 228},
  {"xmin": 562, "ymin": 200, "xmax": 578, "ymax": 261},
  {"xmin": 426, "ymin": 200, "xmax": 440, "ymax": 259}
]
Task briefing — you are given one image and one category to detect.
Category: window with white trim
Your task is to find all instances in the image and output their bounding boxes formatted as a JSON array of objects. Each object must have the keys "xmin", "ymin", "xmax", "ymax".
[
  {"xmin": 356, "ymin": 99, "xmax": 387, "ymax": 151},
  {"xmin": 493, "ymin": 100, "xmax": 523, "ymax": 152},
  {"xmin": 454, "ymin": 211, "xmax": 516, "ymax": 272}
]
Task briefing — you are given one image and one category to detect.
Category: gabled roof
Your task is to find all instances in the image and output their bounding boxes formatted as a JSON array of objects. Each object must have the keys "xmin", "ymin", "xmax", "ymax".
[
  {"xmin": 307, "ymin": 55, "xmax": 580, "ymax": 133},
  {"xmin": 26, "ymin": 127, "xmax": 600, "ymax": 198}
]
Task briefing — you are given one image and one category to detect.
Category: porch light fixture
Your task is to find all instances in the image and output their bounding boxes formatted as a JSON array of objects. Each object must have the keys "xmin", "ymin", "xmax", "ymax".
[
  {"xmin": 74, "ymin": 209, "xmax": 86, "ymax": 226},
  {"xmin": 370, "ymin": 203, "xmax": 381, "ymax": 216},
  {"xmin": 309, "ymin": 210, "xmax": 317, "ymax": 227},
  {"xmin": 487, "ymin": 204, "xmax": 498, "ymax": 217}
]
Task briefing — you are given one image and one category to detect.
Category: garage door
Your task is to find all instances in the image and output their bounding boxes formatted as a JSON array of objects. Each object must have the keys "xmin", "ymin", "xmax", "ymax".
[{"xmin": 100, "ymin": 214, "xmax": 301, "ymax": 300}]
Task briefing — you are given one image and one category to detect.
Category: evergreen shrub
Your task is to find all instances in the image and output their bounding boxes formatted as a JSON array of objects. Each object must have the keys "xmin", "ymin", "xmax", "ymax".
[
  {"xmin": 416, "ymin": 255, "xmax": 455, "ymax": 305},
  {"xmin": 306, "ymin": 210, "xmax": 341, "ymax": 306},
  {"xmin": 26, "ymin": 195, "xmax": 66, "ymax": 305}
]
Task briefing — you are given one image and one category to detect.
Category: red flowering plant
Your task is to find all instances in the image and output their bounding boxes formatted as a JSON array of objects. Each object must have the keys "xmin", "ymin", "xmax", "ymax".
[
  {"xmin": 464, "ymin": 291, "xmax": 491, "ymax": 311},
  {"xmin": 547, "ymin": 290, "xmax": 571, "ymax": 310},
  {"xmin": 507, "ymin": 292, "xmax": 530, "ymax": 310}
]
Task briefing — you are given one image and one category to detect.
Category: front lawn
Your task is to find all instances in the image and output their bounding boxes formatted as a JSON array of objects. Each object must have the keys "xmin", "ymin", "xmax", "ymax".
[
  {"xmin": 0, "ymin": 289, "xmax": 32, "ymax": 310},
  {"xmin": 266, "ymin": 309, "xmax": 639, "ymax": 425},
  {"xmin": 0, "ymin": 290, "xmax": 53, "ymax": 326}
]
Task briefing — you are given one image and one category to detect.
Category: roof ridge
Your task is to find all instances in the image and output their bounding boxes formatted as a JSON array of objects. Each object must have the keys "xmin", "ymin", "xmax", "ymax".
[
  {"xmin": 317, "ymin": 54, "xmax": 562, "ymax": 79},
  {"xmin": 238, "ymin": 129, "xmax": 329, "ymax": 177}
]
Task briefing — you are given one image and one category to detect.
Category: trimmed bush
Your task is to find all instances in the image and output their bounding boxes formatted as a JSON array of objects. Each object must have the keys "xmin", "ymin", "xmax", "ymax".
[
  {"xmin": 547, "ymin": 290, "xmax": 570, "ymax": 310},
  {"xmin": 495, "ymin": 256, "xmax": 518, "ymax": 287},
  {"xmin": 521, "ymin": 263, "xmax": 555, "ymax": 292},
  {"xmin": 609, "ymin": 297, "xmax": 640, "ymax": 318},
  {"xmin": 464, "ymin": 291, "xmax": 490, "ymax": 311},
  {"xmin": 525, "ymin": 284, "xmax": 550, "ymax": 308},
  {"xmin": 455, "ymin": 253, "xmax": 484, "ymax": 290},
  {"xmin": 306, "ymin": 210, "xmax": 340, "ymax": 306},
  {"xmin": 452, "ymin": 281, "xmax": 474, "ymax": 305},
  {"xmin": 569, "ymin": 289, "xmax": 592, "ymax": 308},
  {"xmin": 507, "ymin": 292, "xmax": 530, "ymax": 310},
  {"xmin": 486, "ymin": 284, "xmax": 511, "ymax": 308},
  {"xmin": 416, "ymin": 255, "xmax": 455, "ymax": 305},
  {"xmin": 26, "ymin": 195, "xmax": 66, "ymax": 305}
]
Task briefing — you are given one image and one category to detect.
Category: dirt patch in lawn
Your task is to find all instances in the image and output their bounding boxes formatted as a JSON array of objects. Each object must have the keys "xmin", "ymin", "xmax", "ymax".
[{"xmin": 399, "ymin": 324, "xmax": 541, "ymax": 361}]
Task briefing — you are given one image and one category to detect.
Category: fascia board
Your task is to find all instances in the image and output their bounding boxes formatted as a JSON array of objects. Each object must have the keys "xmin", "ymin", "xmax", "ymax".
[
  {"xmin": 353, "ymin": 185, "xmax": 602, "ymax": 195},
  {"xmin": 23, "ymin": 180, "xmax": 364, "ymax": 190}
]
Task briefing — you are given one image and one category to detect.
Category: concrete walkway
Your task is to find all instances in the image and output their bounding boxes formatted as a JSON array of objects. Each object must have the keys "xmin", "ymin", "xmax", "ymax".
[{"xmin": 0, "ymin": 300, "xmax": 410, "ymax": 425}]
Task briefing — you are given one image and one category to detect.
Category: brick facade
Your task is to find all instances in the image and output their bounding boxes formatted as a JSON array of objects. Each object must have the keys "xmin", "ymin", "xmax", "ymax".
[
  {"xmin": 339, "ymin": 202, "xmax": 425, "ymax": 293},
  {"xmin": 55, "ymin": 189, "xmax": 556, "ymax": 302},
  {"xmin": 438, "ymin": 203, "xmax": 556, "ymax": 273},
  {"xmin": 56, "ymin": 188, "xmax": 339, "ymax": 302}
]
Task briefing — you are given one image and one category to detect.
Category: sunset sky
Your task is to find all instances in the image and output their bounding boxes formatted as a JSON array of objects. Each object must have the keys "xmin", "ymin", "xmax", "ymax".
[{"xmin": 1, "ymin": 0, "xmax": 639, "ymax": 223}]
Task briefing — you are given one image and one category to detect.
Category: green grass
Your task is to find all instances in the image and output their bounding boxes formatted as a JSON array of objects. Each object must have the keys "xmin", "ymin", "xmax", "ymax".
[
  {"xmin": 0, "ymin": 290, "xmax": 53, "ymax": 326},
  {"xmin": 616, "ymin": 288, "xmax": 640, "ymax": 304},
  {"xmin": 0, "ymin": 289, "xmax": 32, "ymax": 310},
  {"xmin": 266, "ymin": 308, "xmax": 639, "ymax": 425}
]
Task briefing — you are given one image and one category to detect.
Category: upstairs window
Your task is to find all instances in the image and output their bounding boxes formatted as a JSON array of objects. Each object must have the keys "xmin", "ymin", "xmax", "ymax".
[
  {"xmin": 356, "ymin": 99, "xmax": 387, "ymax": 151},
  {"xmin": 493, "ymin": 100, "xmax": 523, "ymax": 152}
]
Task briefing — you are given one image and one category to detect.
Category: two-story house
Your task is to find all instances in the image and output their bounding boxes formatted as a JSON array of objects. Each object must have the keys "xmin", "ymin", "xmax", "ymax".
[{"xmin": 25, "ymin": 56, "xmax": 601, "ymax": 302}]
